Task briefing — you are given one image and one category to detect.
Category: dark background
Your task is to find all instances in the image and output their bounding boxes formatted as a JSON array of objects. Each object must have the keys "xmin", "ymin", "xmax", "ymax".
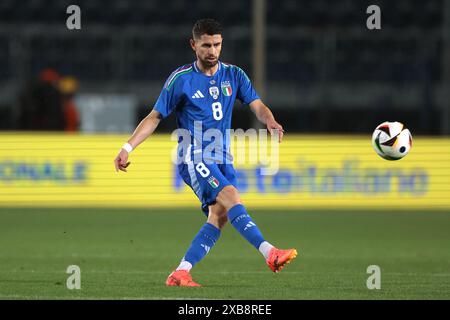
[{"xmin": 0, "ymin": 0, "xmax": 447, "ymax": 135}]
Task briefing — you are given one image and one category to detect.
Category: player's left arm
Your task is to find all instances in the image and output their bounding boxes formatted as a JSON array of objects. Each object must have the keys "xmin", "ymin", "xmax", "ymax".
[{"xmin": 249, "ymin": 99, "xmax": 284, "ymax": 143}]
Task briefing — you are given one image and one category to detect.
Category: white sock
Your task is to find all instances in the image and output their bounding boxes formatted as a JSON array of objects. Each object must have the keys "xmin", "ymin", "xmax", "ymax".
[
  {"xmin": 176, "ymin": 260, "xmax": 192, "ymax": 271},
  {"xmin": 258, "ymin": 241, "xmax": 274, "ymax": 260}
]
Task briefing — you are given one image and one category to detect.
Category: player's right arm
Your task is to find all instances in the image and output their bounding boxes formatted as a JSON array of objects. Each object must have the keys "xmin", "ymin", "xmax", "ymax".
[
  {"xmin": 114, "ymin": 109, "xmax": 162, "ymax": 172},
  {"xmin": 114, "ymin": 65, "xmax": 186, "ymax": 172}
]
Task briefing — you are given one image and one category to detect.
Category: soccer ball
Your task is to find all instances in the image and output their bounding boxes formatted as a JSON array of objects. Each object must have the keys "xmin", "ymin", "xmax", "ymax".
[{"xmin": 372, "ymin": 121, "xmax": 412, "ymax": 160}]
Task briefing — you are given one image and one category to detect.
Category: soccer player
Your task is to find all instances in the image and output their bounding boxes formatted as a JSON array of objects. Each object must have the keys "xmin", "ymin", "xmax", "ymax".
[{"xmin": 114, "ymin": 18, "xmax": 297, "ymax": 287}]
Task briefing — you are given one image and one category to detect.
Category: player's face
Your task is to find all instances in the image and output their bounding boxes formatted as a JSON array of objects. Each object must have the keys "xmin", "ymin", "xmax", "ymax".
[{"xmin": 191, "ymin": 34, "xmax": 222, "ymax": 68}]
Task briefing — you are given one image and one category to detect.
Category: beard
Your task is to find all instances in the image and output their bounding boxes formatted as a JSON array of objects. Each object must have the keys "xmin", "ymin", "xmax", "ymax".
[{"xmin": 200, "ymin": 56, "xmax": 218, "ymax": 68}]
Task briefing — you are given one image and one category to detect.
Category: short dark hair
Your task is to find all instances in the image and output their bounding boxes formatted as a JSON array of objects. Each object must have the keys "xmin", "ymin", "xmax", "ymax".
[{"xmin": 192, "ymin": 18, "xmax": 223, "ymax": 39}]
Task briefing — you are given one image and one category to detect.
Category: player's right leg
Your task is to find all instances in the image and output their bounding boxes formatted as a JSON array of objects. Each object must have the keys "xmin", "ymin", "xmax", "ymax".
[
  {"xmin": 166, "ymin": 160, "xmax": 231, "ymax": 287},
  {"xmin": 165, "ymin": 203, "xmax": 228, "ymax": 287}
]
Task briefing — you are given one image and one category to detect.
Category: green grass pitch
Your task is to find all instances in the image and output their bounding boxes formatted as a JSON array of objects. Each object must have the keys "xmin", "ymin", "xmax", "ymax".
[{"xmin": 0, "ymin": 208, "xmax": 449, "ymax": 299}]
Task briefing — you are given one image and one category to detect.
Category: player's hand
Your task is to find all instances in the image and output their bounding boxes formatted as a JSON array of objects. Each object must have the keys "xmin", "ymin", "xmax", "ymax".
[
  {"xmin": 114, "ymin": 149, "xmax": 131, "ymax": 172},
  {"xmin": 266, "ymin": 119, "xmax": 284, "ymax": 143}
]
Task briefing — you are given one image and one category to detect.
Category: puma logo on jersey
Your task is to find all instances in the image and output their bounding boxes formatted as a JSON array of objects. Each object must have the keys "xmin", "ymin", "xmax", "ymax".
[{"xmin": 192, "ymin": 90, "xmax": 205, "ymax": 99}]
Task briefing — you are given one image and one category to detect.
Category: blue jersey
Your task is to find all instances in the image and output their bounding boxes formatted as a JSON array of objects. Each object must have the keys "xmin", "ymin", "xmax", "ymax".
[{"xmin": 153, "ymin": 61, "xmax": 259, "ymax": 164}]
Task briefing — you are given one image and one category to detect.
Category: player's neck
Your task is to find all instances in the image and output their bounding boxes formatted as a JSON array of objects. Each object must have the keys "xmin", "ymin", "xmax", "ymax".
[{"xmin": 196, "ymin": 60, "xmax": 219, "ymax": 76}]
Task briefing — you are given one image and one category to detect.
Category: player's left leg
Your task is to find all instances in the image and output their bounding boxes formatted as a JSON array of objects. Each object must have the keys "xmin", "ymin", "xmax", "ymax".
[{"xmin": 216, "ymin": 185, "xmax": 298, "ymax": 273}]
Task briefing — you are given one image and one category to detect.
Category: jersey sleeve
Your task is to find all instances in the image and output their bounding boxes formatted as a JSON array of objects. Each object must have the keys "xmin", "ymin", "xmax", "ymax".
[
  {"xmin": 153, "ymin": 74, "xmax": 184, "ymax": 118},
  {"xmin": 236, "ymin": 67, "xmax": 260, "ymax": 106}
]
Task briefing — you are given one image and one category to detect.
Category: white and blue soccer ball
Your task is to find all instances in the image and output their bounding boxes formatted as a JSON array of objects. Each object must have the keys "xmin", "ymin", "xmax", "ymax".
[{"xmin": 372, "ymin": 121, "xmax": 412, "ymax": 160}]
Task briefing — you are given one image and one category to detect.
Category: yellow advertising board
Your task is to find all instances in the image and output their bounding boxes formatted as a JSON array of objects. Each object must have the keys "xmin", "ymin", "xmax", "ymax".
[{"xmin": 0, "ymin": 133, "xmax": 449, "ymax": 209}]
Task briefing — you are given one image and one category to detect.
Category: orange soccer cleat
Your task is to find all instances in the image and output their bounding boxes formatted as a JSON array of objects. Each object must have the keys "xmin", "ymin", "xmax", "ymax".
[
  {"xmin": 165, "ymin": 270, "xmax": 202, "ymax": 287},
  {"xmin": 266, "ymin": 247, "xmax": 298, "ymax": 273}
]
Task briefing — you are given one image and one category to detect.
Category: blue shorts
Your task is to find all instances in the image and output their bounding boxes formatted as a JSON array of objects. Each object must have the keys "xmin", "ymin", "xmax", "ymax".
[{"xmin": 178, "ymin": 161, "xmax": 237, "ymax": 216}]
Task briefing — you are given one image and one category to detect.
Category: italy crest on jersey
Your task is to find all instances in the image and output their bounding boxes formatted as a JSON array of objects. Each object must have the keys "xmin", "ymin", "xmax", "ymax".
[
  {"xmin": 221, "ymin": 81, "xmax": 232, "ymax": 96},
  {"xmin": 209, "ymin": 86, "xmax": 219, "ymax": 99},
  {"xmin": 207, "ymin": 176, "xmax": 220, "ymax": 188}
]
